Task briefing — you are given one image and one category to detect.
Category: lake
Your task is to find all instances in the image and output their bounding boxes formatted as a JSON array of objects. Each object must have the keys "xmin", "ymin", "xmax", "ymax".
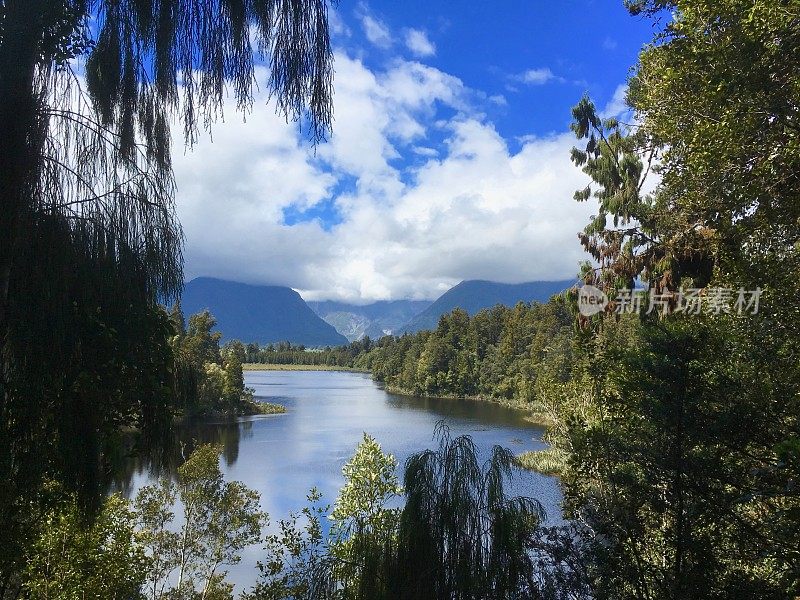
[{"xmin": 118, "ymin": 369, "xmax": 562, "ymax": 593}]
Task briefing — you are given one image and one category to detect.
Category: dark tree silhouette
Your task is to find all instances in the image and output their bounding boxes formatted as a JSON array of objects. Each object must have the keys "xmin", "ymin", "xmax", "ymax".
[{"xmin": 0, "ymin": 1, "xmax": 334, "ymax": 594}]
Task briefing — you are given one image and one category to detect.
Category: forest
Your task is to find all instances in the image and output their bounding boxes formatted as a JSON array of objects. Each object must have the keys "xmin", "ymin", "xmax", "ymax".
[
  {"xmin": 243, "ymin": 299, "xmax": 576, "ymax": 416},
  {"xmin": 235, "ymin": 338, "xmax": 374, "ymax": 369},
  {"xmin": 1, "ymin": 0, "xmax": 799, "ymax": 598}
]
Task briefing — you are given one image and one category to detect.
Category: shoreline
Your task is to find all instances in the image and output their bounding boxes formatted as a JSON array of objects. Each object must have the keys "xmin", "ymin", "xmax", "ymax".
[
  {"xmin": 380, "ymin": 383, "xmax": 554, "ymax": 428},
  {"xmin": 381, "ymin": 383, "xmax": 560, "ymax": 475},
  {"xmin": 243, "ymin": 363, "xmax": 369, "ymax": 372}
]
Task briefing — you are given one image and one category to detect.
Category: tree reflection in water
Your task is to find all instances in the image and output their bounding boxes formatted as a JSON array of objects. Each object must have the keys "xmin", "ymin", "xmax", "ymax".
[{"xmin": 110, "ymin": 417, "xmax": 254, "ymax": 497}]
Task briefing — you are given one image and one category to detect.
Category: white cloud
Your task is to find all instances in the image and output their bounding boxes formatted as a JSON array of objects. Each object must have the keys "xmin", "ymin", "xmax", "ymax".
[
  {"xmin": 601, "ymin": 83, "xmax": 629, "ymax": 118},
  {"xmin": 413, "ymin": 146, "xmax": 439, "ymax": 157},
  {"xmin": 328, "ymin": 7, "xmax": 351, "ymax": 37},
  {"xmin": 516, "ymin": 67, "xmax": 556, "ymax": 85},
  {"xmin": 602, "ymin": 36, "xmax": 618, "ymax": 50},
  {"xmin": 173, "ymin": 54, "xmax": 597, "ymax": 302},
  {"xmin": 404, "ymin": 28, "xmax": 436, "ymax": 57},
  {"xmin": 509, "ymin": 67, "xmax": 584, "ymax": 89},
  {"xmin": 358, "ymin": 7, "xmax": 392, "ymax": 49}
]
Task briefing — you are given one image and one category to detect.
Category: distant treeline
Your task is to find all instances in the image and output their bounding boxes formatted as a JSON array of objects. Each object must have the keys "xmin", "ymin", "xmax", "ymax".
[{"xmin": 226, "ymin": 337, "xmax": 375, "ymax": 368}]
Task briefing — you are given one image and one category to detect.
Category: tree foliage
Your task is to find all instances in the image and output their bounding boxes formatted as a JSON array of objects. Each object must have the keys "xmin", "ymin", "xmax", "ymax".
[
  {"xmin": 136, "ymin": 443, "xmax": 266, "ymax": 600},
  {"xmin": 239, "ymin": 338, "xmax": 376, "ymax": 369},
  {"xmin": 22, "ymin": 487, "xmax": 148, "ymax": 599},
  {"xmin": 169, "ymin": 308, "xmax": 262, "ymax": 417},
  {"xmin": 386, "ymin": 424, "xmax": 546, "ymax": 600},
  {"xmin": 554, "ymin": 1, "xmax": 800, "ymax": 597},
  {"xmin": 20, "ymin": 445, "xmax": 266, "ymax": 600},
  {"xmin": 327, "ymin": 434, "xmax": 403, "ymax": 598},
  {"xmin": 354, "ymin": 299, "xmax": 575, "ymax": 413}
]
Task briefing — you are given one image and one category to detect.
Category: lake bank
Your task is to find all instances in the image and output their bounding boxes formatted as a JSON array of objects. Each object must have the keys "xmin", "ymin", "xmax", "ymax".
[
  {"xmin": 378, "ymin": 383, "xmax": 559, "ymax": 475},
  {"xmin": 380, "ymin": 383, "xmax": 555, "ymax": 428},
  {"xmin": 243, "ymin": 363, "xmax": 368, "ymax": 372}
]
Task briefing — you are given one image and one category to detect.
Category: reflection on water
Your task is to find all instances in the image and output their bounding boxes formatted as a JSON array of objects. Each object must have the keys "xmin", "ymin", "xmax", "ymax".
[
  {"xmin": 112, "ymin": 419, "xmax": 255, "ymax": 498},
  {"xmin": 114, "ymin": 370, "xmax": 562, "ymax": 593}
]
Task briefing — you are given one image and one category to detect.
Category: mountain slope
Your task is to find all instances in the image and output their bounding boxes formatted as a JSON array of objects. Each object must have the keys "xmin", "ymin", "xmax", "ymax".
[
  {"xmin": 400, "ymin": 279, "xmax": 575, "ymax": 333},
  {"xmin": 181, "ymin": 278, "xmax": 348, "ymax": 346},
  {"xmin": 307, "ymin": 299, "xmax": 432, "ymax": 341}
]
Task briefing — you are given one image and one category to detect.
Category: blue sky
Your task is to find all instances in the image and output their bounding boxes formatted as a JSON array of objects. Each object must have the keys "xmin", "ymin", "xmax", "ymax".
[
  {"xmin": 176, "ymin": 1, "xmax": 657, "ymax": 302},
  {"xmin": 345, "ymin": 1, "xmax": 654, "ymax": 140}
]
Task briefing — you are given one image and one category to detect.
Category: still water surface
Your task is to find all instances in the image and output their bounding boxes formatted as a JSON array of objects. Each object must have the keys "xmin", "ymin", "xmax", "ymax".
[{"xmin": 120, "ymin": 369, "xmax": 562, "ymax": 593}]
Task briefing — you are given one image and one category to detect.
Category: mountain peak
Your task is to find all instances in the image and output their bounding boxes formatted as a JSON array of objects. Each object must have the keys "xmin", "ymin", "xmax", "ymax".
[{"xmin": 181, "ymin": 278, "xmax": 347, "ymax": 346}]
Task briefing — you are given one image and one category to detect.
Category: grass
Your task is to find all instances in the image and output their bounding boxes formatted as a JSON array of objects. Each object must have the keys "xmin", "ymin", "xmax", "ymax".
[
  {"xmin": 522, "ymin": 411, "xmax": 555, "ymax": 428},
  {"xmin": 514, "ymin": 448, "xmax": 565, "ymax": 477},
  {"xmin": 243, "ymin": 363, "xmax": 367, "ymax": 372},
  {"xmin": 246, "ymin": 400, "xmax": 287, "ymax": 415}
]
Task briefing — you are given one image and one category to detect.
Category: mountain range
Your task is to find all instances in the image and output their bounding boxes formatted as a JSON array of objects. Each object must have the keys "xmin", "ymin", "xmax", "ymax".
[
  {"xmin": 181, "ymin": 278, "xmax": 348, "ymax": 346},
  {"xmin": 181, "ymin": 277, "xmax": 575, "ymax": 345}
]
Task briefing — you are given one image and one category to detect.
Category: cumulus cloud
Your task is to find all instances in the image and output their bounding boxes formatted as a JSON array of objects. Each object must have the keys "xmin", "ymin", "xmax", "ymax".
[
  {"xmin": 173, "ymin": 53, "xmax": 597, "ymax": 302},
  {"xmin": 404, "ymin": 28, "xmax": 436, "ymax": 57}
]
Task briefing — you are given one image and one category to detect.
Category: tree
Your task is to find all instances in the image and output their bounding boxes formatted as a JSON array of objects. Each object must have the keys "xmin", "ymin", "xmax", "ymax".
[
  {"xmin": 223, "ymin": 340, "xmax": 248, "ymax": 364},
  {"xmin": 170, "ymin": 310, "xmax": 255, "ymax": 416},
  {"xmin": 247, "ymin": 437, "xmax": 402, "ymax": 600},
  {"xmin": 0, "ymin": 0, "xmax": 334, "ymax": 591},
  {"xmin": 630, "ymin": 0, "xmax": 800, "ymax": 288},
  {"xmin": 388, "ymin": 423, "xmax": 547, "ymax": 600},
  {"xmin": 185, "ymin": 311, "xmax": 224, "ymax": 367},
  {"xmin": 570, "ymin": 0, "xmax": 800, "ymax": 299},
  {"xmin": 136, "ymin": 444, "xmax": 266, "ymax": 600},
  {"xmin": 328, "ymin": 434, "xmax": 403, "ymax": 598},
  {"xmin": 22, "ymin": 487, "xmax": 148, "ymax": 599},
  {"xmin": 560, "ymin": 318, "xmax": 797, "ymax": 598},
  {"xmin": 558, "ymin": 1, "xmax": 800, "ymax": 596}
]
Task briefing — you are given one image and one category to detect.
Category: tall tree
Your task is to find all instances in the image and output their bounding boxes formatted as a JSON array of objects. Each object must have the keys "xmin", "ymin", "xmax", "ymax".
[
  {"xmin": 136, "ymin": 444, "xmax": 265, "ymax": 599},
  {"xmin": 0, "ymin": 0, "xmax": 334, "ymax": 593},
  {"xmin": 561, "ymin": 1, "xmax": 800, "ymax": 596}
]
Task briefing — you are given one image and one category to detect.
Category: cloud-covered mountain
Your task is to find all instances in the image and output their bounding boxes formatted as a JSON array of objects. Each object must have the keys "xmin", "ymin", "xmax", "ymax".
[
  {"xmin": 307, "ymin": 299, "xmax": 432, "ymax": 342},
  {"xmin": 400, "ymin": 279, "xmax": 576, "ymax": 333},
  {"xmin": 181, "ymin": 278, "xmax": 348, "ymax": 347}
]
